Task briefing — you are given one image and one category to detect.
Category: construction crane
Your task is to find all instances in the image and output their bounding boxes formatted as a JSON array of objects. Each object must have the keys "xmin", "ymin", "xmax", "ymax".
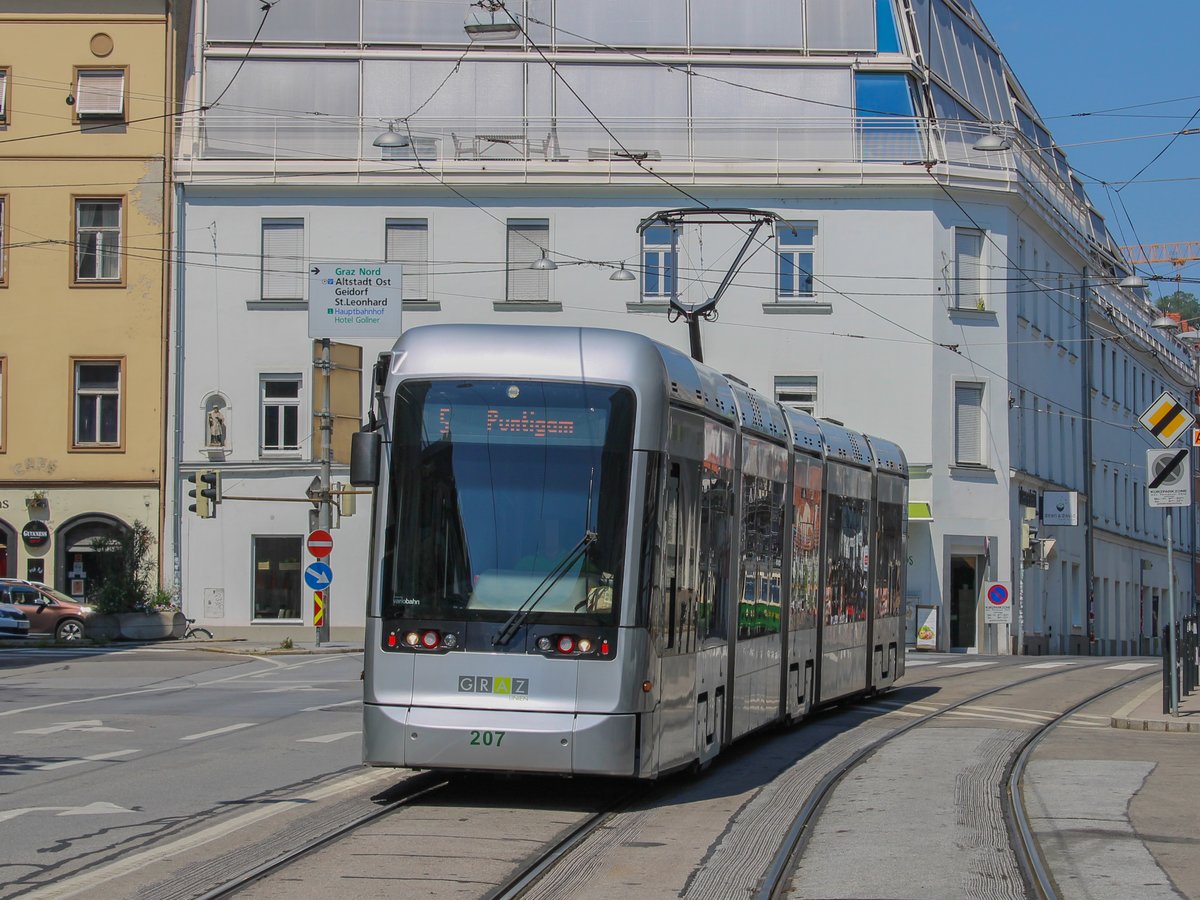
[{"xmin": 1120, "ymin": 242, "xmax": 1200, "ymax": 289}]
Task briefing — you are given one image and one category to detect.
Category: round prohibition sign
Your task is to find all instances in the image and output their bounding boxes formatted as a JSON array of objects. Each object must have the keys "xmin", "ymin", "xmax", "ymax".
[
  {"xmin": 986, "ymin": 584, "xmax": 1010, "ymax": 606},
  {"xmin": 307, "ymin": 529, "xmax": 334, "ymax": 558}
]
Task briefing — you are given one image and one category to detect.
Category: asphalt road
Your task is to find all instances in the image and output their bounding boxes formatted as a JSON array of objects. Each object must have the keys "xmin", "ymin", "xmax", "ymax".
[{"xmin": 0, "ymin": 645, "xmax": 365, "ymax": 899}]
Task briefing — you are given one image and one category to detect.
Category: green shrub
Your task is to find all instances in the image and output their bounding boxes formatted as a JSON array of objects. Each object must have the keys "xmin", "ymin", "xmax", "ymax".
[{"xmin": 87, "ymin": 521, "xmax": 156, "ymax": 615}]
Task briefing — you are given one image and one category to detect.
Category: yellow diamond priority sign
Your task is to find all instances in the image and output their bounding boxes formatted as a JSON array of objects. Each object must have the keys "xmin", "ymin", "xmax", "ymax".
[{"xmin": 1139, "ymin": 391, "xmax": 1195, "ymax": 448}]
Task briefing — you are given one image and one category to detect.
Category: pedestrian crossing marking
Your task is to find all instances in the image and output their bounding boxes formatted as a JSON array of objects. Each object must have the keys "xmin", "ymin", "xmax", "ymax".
[
  {"xmin": 1105, "ymin": 662, "xmax": 1157, "ymax": 671},
  {"xmin": 941, "ymin": 661, "xmax": 997, "ymax": 668},
  {"xmin": 1021, "ymin": 661, "xmax": 1075, "ymax": 669}
]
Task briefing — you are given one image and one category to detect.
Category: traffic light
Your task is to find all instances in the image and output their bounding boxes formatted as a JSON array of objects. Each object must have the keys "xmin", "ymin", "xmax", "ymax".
[{"xmin": 187, "ymin": 469, "xmax": 221, "ymax": 518}]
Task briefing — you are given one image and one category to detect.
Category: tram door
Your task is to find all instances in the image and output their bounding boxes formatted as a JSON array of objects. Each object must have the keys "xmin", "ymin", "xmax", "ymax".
[{"xmin": 655, "ymin": 455, "xmax": 701, "ymax": 770}]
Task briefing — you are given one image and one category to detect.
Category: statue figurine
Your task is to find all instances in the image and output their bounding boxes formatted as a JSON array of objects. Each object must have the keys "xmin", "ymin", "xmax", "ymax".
[{"xmin": 207, "ymin": 406, "xmax": 227, "ymax": 447}]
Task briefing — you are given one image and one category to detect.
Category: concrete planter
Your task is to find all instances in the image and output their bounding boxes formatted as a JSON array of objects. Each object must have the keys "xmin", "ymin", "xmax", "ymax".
[{"xmin": 88, "ymin": 611, "xmax": 186, "ymax": 641}]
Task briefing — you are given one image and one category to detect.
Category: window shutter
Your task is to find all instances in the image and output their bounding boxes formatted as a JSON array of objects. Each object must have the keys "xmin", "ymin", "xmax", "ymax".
[
  {"xmin": 385, "ymin": 221, "xmax": 428, "ymax": 301},
  {"xmin": 955, "ymin": 229, "xmax": 983, "ymax": 308},
  {"xmin": 261, "ymin": 221, "xmax": 305, "ymax": 300},
  {"xmin": 75, "ymin": 70, "xmax": 125, "ymax": 117},
  {"xmin": 506, "ymin": 220, "xmax": 549, "ymax": 302},
  {"xmin": 955, "ymin": 383, "xmax": 983, "ymax": 465}
]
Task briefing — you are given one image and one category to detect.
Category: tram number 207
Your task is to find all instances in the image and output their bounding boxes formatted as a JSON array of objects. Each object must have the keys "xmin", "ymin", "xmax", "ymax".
[{"xmin": 469, "ymin": 730, "xmax": 506, "ymax": 747}]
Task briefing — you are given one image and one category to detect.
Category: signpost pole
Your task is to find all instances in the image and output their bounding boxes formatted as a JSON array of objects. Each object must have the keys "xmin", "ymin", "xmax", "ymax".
[
  {"xmin": 1166, "ymin": 508, "xmax": 1178, "ymax": 717},
  {"xmin": 317, "ymin": 337, "xmax": 332, "ymax": 646}
]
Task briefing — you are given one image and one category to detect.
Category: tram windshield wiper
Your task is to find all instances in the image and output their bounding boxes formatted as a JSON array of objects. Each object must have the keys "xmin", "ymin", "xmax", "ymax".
[{"xmin": 492, "ymin": 531, "xmax": 597, "ymax": 647}]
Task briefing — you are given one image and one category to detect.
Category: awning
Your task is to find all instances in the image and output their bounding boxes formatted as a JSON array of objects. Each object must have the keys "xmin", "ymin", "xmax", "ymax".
[{"xmin": 908, "ymin": 501, "xmax": 933, "ymax": 522}]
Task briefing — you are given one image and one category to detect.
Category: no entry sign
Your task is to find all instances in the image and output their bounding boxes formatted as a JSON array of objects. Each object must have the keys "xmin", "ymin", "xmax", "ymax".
[{"xmin": 307, "ymin": 529, "xmax": 334, "ymax": 558}]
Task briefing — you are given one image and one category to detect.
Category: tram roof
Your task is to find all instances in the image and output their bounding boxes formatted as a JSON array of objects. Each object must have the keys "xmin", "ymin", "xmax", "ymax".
[
  {"xmin": 865, "ymin": 434, "xmax": 908, "ymax": 477},
  {"xmin": 816, "ymin": 418, "xmax": 873, "ymax": 469}
]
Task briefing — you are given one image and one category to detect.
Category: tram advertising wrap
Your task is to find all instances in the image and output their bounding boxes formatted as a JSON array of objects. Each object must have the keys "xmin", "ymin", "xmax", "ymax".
[{"xmin": 357, "ymin": 324, "xmax": 908, "ymax": 779}]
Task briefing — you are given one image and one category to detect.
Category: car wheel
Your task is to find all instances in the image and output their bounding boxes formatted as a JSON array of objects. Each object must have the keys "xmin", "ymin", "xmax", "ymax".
[{"xmin": 56, "ymin": 619, "xmax": 85, "ymax": 642}]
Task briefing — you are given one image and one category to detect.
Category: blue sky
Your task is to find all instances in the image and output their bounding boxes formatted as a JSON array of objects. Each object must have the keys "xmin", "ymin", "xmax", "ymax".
[{"xmin": 973, "ymin": 0, "xmax": 1200, "ymax": 294}]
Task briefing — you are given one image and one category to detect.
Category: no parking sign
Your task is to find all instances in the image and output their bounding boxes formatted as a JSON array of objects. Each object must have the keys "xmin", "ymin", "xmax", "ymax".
[{"xmin": 983, "ymin": 581, "xmax": 1011, "ymax": 624}]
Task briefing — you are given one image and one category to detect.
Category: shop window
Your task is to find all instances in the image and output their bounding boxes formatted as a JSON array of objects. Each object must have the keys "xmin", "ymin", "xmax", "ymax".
[{"xmin": 253, "ymin": 536, "xmax": 302, "ymax": 620}]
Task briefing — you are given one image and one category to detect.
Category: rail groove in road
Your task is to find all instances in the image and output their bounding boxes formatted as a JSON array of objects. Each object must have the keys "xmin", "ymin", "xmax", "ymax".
[
  {"xmin": 1003, "ymin": 672, "xmax": 1159, "ymax": 900},
  {"xmin": 754, "ymin": 660, "xmax": 1150, "ymax": 899}
]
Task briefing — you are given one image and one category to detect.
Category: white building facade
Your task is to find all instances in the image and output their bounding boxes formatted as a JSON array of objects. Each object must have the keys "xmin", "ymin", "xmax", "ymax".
[{"xmin": 169, "ymin": 0, "xmax": 1197, "ymax": 648}]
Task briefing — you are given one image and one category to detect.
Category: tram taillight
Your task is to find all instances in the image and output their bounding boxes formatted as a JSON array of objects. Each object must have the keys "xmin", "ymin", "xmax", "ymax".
[
  {"xmin": 556, "ymin": 635, "xmax": 575, "ymax": 654},
  {"xmin": 421, "ymin": 630, "xmax": 441, "ymax": 649}
]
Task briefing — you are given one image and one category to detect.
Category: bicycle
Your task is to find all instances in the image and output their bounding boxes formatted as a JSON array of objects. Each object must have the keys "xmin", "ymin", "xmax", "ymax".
[{"xmin": 181, "ymin": 617, "xmax": 214, "ymax": 640}]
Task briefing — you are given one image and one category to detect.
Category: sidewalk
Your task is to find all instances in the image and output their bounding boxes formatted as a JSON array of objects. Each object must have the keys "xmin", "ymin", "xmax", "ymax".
[{"xmin": 1110, "ymin": 681, "xmax": 1200, "ymax": 733}]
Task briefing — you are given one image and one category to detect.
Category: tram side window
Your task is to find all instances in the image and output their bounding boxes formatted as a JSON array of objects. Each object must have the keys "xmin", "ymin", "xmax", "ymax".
[
  {"xmin": 791, "ymin": 457, "xmax": 823, "ymax": 632},
  {"xmin": 873, "ymin": 499, "xmax": 904, "ymax": 619},
  {"xmin": 697, "ymin": 419, "xmax": 734, "ymax": 642},
  {"xmin": 738, "ymin": 468, "xmax": 785, "ymax": 639},
  {"xmin": 824, "ymin": 490, "xmax": 870, "ymax": 625}
]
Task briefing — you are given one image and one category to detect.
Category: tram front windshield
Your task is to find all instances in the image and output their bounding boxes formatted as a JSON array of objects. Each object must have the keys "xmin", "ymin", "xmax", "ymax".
[{"xmin": 382, "ymin": 379, "xmax": 634, "ymax": 624}]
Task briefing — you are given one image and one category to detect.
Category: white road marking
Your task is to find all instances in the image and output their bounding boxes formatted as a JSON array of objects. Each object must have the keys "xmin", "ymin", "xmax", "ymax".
[
  {"xmin": 18, "ymin": 769, "xmax": 398, "ymax": 900},
  {"xmin": 942, "ymin": 709, "xmax": 1049, "ymax": 725},
  {"xmin": 0, "ymin": 802, "xmax": 135, "ymax": 824},
  {"xmin": 940, "ymin": 661, "xmax": 997, "ymax": 669},
  {"xmin": 1106, "ymin": 662, "xmax": 1157, "ymax": 671},
  {"xmin": 17, "ymin": 720, "xmax": 132, "ymax": 735},
  {"xmin": 302, "ymin": 698, "xmax": 361, "ymax": 712},
  {"xmin": 1021, "ymin": 661, "xmax": 1076, "ymax": 669},
  {"xmin": 968, "ymin": 705, "xmax": 1054, "ymax": 720},
  {"xmin": 254, "ymin": 686, "xmax": 337, "ymax": 693},
  {"xmin": 901, "ymin": 659, "xmax": 940, "ymax": 667},
  {"xmin": 857, "ymin": 705, "xmax": 923, "ymax": 718},
  {"xmin": 37, "ymin": 749, "xmax": 140, "ymax": 771},
  {"xmin": 180, "ymin": 723, "xmax": 256, "ymax": 742},
  {"xmin": 298, "ymin": 731, "xmax": 361, "ymax": 743}
]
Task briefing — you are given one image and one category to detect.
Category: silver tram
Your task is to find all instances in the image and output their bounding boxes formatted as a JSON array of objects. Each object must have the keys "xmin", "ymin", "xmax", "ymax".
[{"xmin": 354, "ymin": 324, "xmax": 908, "ymax": 778}]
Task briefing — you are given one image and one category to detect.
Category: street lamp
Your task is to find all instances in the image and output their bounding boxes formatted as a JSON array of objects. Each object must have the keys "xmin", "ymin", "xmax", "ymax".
[
  {"xmin": 609, "ymin": 263, "xmax": 636, "ymax": 282},
  {"xmin": 372, "ymin": 120, "xmax": 410, "ymax": 149},
  {"xmin": 972, "ymin": 131, "xmax": 1012, "ymax": 152},
  {"xmin": 464, "ymin": 0, "xmax": 520, "ymax": 40},
  {"xmin": 1121, "ymin": 273, "xmax": 1148, "ymax": 290},
  {"xmin": 529, "ymin": 250, "xmax": 557, "ymax": 271}
]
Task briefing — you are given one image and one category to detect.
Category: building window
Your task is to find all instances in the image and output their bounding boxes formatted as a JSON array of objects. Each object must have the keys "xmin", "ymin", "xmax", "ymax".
[
  {"xmin": 953, "ymin": 382, "xmax": 984, "ymax": 466},
  {"xmin": 252, "ymin": 536, "xmax": 303, "ymax": 621},
  {"xmin": 74, "ymin": 199, "xmax": 121, "ymax": 282},
  {"xmin": 74, "ymin": 68, "xmax": 126, "ymax": 119},
  {"xmin": 777, "ymin": 224, "xmax": 816, "ymax": 299},
  {"xmin": 775, "ymin": 375, "xmax": 818, "ymax": 415},
  {"xmin": 385, "ymin": 219, "xmax": 429, "ymax": 301},
  {"xmin": 260, "ymin": 376, "xmax": 301, "ymax": 452},
  {"xmin": 642, "ymin": 224, "xmax": 678, "ymax": 300},
  {"xmin": 506, "ymin": 219, "xmax": 550, "ymax": 302},
  {"xmin": 954, "ymin": 227, "xmax": 984, "ymax": 309},
  {"xmin": 73, "ymin": 360, "xmax": 121, "ymax": 447},
  {"xmin": 0, "ymin": 356, "xmax": 6, "ymax": 452},
  {"xmin": 261, "ymin": 219, "xmax": 305, "ymax": 300},
  {"xmin": 0, "ymin": 67, "xmax": 8, "ymax": 123}
]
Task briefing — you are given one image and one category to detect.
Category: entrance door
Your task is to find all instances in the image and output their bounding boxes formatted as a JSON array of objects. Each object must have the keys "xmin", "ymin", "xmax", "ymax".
[{"xmin": 949, "ymin": 555, "xmax": 979, "ymax": 649}]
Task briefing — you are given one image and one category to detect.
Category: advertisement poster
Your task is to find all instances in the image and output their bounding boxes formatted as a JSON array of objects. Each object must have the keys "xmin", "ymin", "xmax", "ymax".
[{"xmin": 916, "ymin": 605, "xmax": 938, "ymax": 650}]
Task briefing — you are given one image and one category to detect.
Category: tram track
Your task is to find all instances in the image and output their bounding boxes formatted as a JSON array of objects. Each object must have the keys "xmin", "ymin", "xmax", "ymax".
[
  {"xmin": 753, "ymin": 660, "xmax": 1152, "ymax": 899},
  {"xmin": 1003, "ymin": 671, "xmax": 1159, "ymax": 900}
]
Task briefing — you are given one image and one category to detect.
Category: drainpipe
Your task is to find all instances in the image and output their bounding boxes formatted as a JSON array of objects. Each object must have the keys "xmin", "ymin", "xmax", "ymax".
[
  {"xmin": 172, "ymin": 181, "xmax": 186, "ymax": 594},
  {"xmin": 1081, "ymin": 268, "xmax": 1095, "ymax": 656}
]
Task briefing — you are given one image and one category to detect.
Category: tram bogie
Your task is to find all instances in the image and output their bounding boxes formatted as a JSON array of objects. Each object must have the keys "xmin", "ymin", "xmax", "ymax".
[{"xmin": 358, "ymin": 324, "xmax": 908, "ymax": 779}]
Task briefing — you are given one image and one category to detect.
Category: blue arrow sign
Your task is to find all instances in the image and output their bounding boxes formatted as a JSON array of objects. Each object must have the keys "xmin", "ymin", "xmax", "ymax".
[{"xmin": 304, "ymin": 562, "xmax": 333, "ymax": 591}]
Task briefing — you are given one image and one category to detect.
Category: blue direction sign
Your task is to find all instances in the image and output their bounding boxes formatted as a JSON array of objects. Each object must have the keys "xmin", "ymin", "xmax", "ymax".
[{"xmin": 304, "ymin": 562, "xmax": 333, "ymax": 591}]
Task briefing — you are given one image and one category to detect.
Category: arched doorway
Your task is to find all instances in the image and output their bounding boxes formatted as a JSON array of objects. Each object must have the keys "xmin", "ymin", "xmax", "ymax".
[
  {"xmin": 0, "ymin": 519, "xmax": 14, "ymax": 578},
  {"xmin": 55, "ymin": 515, "xmax": 128, "ymax": 599}
]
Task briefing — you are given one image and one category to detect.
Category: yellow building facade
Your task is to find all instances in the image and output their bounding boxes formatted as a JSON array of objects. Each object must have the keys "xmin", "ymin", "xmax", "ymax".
[{"xmin": 0, "ymin": 1, "xmax": 182, "ymax": 595}]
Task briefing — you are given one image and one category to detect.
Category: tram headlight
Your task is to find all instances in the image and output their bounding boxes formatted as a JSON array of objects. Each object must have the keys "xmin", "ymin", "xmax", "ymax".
[
  {"xmin": 576, "ymin": 638, "xmax": 593, "ymax": 654},
  {"xmin": 421, "ymin": 630, "xmax": 441, "ymax": 649},
  {"xmin": 556, "ymin": 635, "xmax": 575, "ymax": 654},
  {"xmin": 536, "ymin": 636, "xmax": 553, "ymax": 652},
  {"xmin": 404, "ymin": 631, "xmax": 421, "ymax": 647},
  {"xmin": 442, "ymin": 632, "xmax": 459, "ymax": 649}
]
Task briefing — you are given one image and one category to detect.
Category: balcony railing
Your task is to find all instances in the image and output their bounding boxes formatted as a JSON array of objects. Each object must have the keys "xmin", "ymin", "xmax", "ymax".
[{"xmin": 174, "ymin": 114, "xmax": 1100, "ymax": 248}]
